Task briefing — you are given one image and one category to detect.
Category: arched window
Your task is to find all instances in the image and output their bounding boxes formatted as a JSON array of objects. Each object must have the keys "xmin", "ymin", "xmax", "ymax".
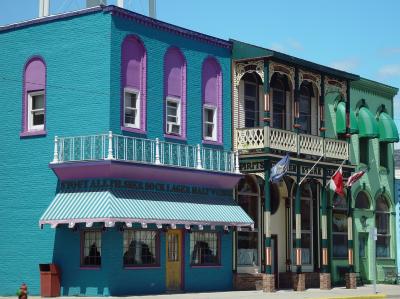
[
  {"xmin": 202, "ymin": 57, "xmax": 222, "ymax": 143},
  {"xmin": 376, "ymin": 195, "xmax": 390, "ymax": 257},
  {"xmin": 298, "ymin": 83, "xmax": 313, "ymax": 134},
  {"xmin": 21, "ymin": 57, "xmax": 46, "ymax": 136},
  {"xmin": 271, "ymin": 74, "xmax": 289, "ymax": 130},
  {"xmin": 237, "ymin": 176, "xmax": 260, "ymax": 267},
  {"xmin": 242, "ymin": 72, "xmax": 261, "ymax": 128},
  {"xmin": 355, "ymin": 191, "xmax": 370, "ymax": 209},
  {"xmin": 332, "ymin": 194, "xmax": 348, "ymax": 258},
  {"xmin": 164, "ymin": 47, "xmax": 186, "ymax": 138},
  {"xmin": 121, "ymin": 35, "xmax": 147, "ymax": 133}
]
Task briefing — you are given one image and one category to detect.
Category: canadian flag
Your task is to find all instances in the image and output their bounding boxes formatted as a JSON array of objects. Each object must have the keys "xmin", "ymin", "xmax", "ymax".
[{"xmin": 330, "ymin": 167, "xmax": 345, "ymax": 197}]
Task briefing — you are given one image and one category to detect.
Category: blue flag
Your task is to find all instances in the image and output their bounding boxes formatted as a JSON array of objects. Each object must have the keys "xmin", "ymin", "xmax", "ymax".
[{"xmin": 270, "ymin": 154, "xmax": 290, "ymax": 183}]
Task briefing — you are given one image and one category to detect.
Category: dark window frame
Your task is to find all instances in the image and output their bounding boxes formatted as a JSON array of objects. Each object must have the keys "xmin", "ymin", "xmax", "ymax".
[
  {"xmin": 359, "ymin": 138, "xmax": 369, "ymax": 165},
  {"xmin": 81, "ymin": 230, "xmax": 102, "ymax": 268}
]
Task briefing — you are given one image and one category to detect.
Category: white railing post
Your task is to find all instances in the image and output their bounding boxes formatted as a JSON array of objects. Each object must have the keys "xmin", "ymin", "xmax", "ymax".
[
  {"xmin": 106, "ymin": 131, "xmax": 114, "ymax": 160},
  {"xmin": 234, "ymin": 150, "xmax": 240, "ymax": 174},
  {"xmin": 155, "ymin": 138, "xmax": 161, "ymax": 165},
  {"xmin": 51, "ymin": 136, "xmax": 59, "ymax": 164},
  {"xmin": 196, "ymin": 144, "xmax": 203, "ymax": 170}
]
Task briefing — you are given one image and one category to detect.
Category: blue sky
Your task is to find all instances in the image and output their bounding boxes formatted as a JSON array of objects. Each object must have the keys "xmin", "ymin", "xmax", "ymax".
[{"xmin": 2, "ymin": 0, "xmax": 400, "ymax": 141}]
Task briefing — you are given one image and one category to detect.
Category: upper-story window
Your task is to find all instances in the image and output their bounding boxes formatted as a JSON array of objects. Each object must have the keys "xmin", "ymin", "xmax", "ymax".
[
  {"xmin": 202, "ymin": 57, "xmax": 222, "ymax": 144},
  {"xmin": 359, "ymin": 138, "xmax": 369, "ymax": 165},
  {"xmin": 270, "ymin": 73, "xmax": 291, "ymax": 129},
  {"xmin": 376, "ymin": 196, "xmax": 391, "ymax": 258},
  {"xmin": 121, "ymin": 35, "xmax": 147, "ymax": 133},
  {"xmin": 298, "ymin": 83, "xmax": 313, "ymax": 135},
  {"xmin": 21, "ymin": 57, "xmax": 46, "ymax": 136},
  {"xmin": 242, "ymin": 73, "xmax": 261, "ymax": 128},
  {"xmin": 164, "ymin": 47, "xmax": 186, "ymax": 139}
]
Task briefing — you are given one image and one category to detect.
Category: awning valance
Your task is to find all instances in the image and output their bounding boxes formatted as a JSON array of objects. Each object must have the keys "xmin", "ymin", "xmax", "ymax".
[
  {"xmin": 378, "ymin": 112, "xmax": 399, "ymax": 143},
  {"xmin": 357, "ymin": 107, "xmax": 379, "ymax": 138},
  {"xmin": 336, "ymin": 102, "xmax": 359, "ymax": 134},
  {"xmin": 39, "ymin": 190, "xmax": 254, "ymax": 228}
]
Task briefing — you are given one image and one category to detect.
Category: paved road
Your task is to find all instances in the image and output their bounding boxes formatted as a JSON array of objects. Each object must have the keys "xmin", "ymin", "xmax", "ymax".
[{"xmin": 3, "ymin": 284, "xmax": 400, "ymax": 299}]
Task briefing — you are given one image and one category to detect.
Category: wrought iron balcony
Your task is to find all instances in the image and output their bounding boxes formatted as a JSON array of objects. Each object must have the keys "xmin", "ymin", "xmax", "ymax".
[
  {"xmin": 51, "ymin": 132, "xmax": 240, "ymax": 174},
  {"xmin": 236, "ymin": 127, "xmax": 349, "ymax": 161}
]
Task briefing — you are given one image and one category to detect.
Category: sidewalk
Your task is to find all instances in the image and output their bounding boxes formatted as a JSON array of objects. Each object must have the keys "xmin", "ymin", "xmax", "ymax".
[{"xmin": 4, "ymin": 284, "xmax": 400, "ymax": 299}]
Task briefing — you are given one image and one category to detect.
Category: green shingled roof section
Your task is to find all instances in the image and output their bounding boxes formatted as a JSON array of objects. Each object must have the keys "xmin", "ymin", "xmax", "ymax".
[
  {"xmin": 40, "ymin": 190, "xmax": 254, "ymax": 227},
  {"xmin": 378, "ymin": 112, "xmax": 399, "ymax": 143},
  {"xmin": 358, "ymin": 107, "xmax": 379, "ymax": 138},
  {"xmin": 336, "ymin": 102, "xmax": 359, "ymax": 134}
]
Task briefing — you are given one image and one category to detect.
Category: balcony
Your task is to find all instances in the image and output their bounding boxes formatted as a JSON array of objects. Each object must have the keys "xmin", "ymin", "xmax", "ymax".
[
  {"xmin": 49, "ymin": 132, "xmax": 241, "ymax": 189},
  {"xmin": 236, "ymin": 127, "xmax": 348, "ymax": 161}
]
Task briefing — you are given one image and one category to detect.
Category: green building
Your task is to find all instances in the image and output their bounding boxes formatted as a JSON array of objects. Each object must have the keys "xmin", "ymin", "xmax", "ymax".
[{"xmin": 230, "ymin": 39, "xmax": 398, "ymax": 291}]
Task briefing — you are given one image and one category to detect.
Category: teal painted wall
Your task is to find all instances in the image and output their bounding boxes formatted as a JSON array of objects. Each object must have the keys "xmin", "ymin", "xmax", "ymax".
[
  {"xmin": 0, "ymin": 8, "xmax": 233, "ymax": 296},
  {"xmin": 0, "ymin": 12, "xmax": 111, "ymax": 295}
]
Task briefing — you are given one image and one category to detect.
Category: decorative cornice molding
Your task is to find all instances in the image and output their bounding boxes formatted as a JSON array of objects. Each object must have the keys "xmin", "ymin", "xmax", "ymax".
[
  {"xmin": 269, "ymin": 62, "xmax": 295, "ymax": 89},
  {"xmin": 324, "ymin": 76, "xmax": 347, "ymax": 98},
  {"xmin": 351, "ymin": 78, "xmax": 398, "ymax": 99},
  {"xmin": 299, "ymin": 69, "xmax": 321, "ymax": 95},
  {"xmin": 234, "ymin": 60, "xmax": 264, "ymax": 87}
]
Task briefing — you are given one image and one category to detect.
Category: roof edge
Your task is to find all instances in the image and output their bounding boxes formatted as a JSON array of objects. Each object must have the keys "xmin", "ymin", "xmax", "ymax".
[{"xmin": 351, "ymin": 78, "xmax": 399, "ymax": 98}]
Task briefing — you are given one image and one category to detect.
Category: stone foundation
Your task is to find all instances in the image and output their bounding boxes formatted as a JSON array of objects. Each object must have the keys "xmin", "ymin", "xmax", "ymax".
[
  {"xmin": 292, "ymin": 273, "xmax": 306, "ymax": 291},
  {"xmin": 262, "ymin": 274, "xmax": 275, "ymax": 292},
  {"xmin": 233, "ymin": 273, "xmax": 265, "ymax": 290},
  {"xmin": 319, "ymin": 273, "xmax": 331, "ymax": 290},
  {"xmin": 345, "ymin": 272, "xmax": 357, "ymax": 289}
]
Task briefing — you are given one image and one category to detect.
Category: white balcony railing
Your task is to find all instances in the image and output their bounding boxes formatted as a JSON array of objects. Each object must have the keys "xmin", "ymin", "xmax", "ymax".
[
  {"xmin": 236, "ymin": 127, "xmax": 348, "ymax": 161},
  {"xmin": 51, "ymin": 132, "xmax": 240, "ymax": 174}
]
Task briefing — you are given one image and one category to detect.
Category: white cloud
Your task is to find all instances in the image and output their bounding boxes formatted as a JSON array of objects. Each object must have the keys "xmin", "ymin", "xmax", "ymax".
[
  {"xmin": 270, "ymin": 42, "xmax": 285, "ymax": 52},
  {"xmin": 269, "ymin": 38, "xmax": 303, "ymax": 53},
  {"xmin": 330, "ymin": 58, "xmax": 359, "ymax": 72},
  {"xmin": 287, "ymin": 38, "xmax": 304, "ymax": 51},
  {"xmin": 378, "ymin": 64, "xmax": 400, "ymax": 78}
]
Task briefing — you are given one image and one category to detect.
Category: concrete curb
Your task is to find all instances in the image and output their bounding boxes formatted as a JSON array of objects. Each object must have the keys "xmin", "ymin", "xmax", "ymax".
[{"xmin": 309, "ymin": 295, "xmax": 386, "ymax": 299}]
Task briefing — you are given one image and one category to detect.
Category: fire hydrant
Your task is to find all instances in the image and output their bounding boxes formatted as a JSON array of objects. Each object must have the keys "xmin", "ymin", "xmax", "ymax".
[{"xmin": 16, "ymin": 283, "xmax": 28, "ymax": 299}]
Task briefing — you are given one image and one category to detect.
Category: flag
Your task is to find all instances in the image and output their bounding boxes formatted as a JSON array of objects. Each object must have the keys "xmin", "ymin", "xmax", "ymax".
[
  {"xmin": 346, "ymin": 168, "xmax": 367, "ymax": 187},
  {"xmin": 330, "ymin": 167, "xmax": 344, "ymax": 197},
  {"xmin": 270, "ymin": 154, "xmax": 289, "ymax": 183}
]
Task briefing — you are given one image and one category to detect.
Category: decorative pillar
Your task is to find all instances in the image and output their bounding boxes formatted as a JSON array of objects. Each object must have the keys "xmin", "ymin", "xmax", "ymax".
[
  {"xmin": 346, "ymin": 186, "xmax": 357, "ymax": 289},
  {"xmin": 293, "ymin": 165, "xmax": 305, "ymax": 291},
  {"xmin": 263, "ymin": 60, "xmax": 271, "ymax": 127},
  {"xmin": 263, "ymin": 159, "xmax": 275, "ymax": 292},
  {"xmin": 293, "ymin": 67, "xmax": 300, "ymax": 130},
  {"xmin": 345, "ymin": 80, "xmax": 351, "ymax": 138},
  {"xmin": 320, "ymin": 168, "xmax": 331, "ymax": 289},
  {"xmin": 319, "ymin": 75, "xmax": 326, "ymax": 137}
]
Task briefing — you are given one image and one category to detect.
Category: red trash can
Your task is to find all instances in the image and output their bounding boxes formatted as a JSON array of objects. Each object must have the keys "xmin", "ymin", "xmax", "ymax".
[{"xmin": 39, "ymin": 264, "xmax": 60, "ymax": 297}]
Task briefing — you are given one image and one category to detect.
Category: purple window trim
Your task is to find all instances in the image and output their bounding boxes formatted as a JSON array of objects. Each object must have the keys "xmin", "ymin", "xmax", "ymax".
[
  {"xmin": 201, "ymin": 56, "xmax": 223, "ymax": 144},
  {"xmin": 20, "ymin": 130, "xmax": 47, "ymax": 138},
  {"xmin": 121, "ymin": 35, "xmax": 147, "ymax": 134},
  {"xmin": 123, "ymin": 266, "xmax": 161, "ymax": 270},
  {"xmin": 21, "ymin": 56, "xmax": 47, "ymax": 136},
  {"xmin": 164, "ymin": 46, "xmax": 187, "ymax": 140},
  {"xmin": 202, "ymin": 140, "xmax": 223, "ymax": 147},
  {"xmin": 80, "ymin": 266, "xmax": 101, "ymax": 270}
]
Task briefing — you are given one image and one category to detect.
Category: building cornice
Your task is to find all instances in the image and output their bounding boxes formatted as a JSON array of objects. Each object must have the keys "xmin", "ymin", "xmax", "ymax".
[{"xmin": 351, "ymin": 78, "xmax": 399, "ymax": 99}]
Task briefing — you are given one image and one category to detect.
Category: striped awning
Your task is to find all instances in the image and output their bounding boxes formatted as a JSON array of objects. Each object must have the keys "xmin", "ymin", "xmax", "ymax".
[{"xmin": 39, "ymin": 190, "xmax": 254, "ymax": 228}]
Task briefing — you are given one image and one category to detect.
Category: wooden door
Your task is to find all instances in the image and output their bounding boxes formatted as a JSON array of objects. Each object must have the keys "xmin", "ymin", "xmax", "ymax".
[{"xmin": 166, "ymin": 230, "xmax": 182, "ymax": 291}]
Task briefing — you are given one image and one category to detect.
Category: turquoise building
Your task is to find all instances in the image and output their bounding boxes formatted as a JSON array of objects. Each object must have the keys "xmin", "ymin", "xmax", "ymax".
[{"xmin": 0, "ymin": 5, "xmax": 252, "ymax": 296}]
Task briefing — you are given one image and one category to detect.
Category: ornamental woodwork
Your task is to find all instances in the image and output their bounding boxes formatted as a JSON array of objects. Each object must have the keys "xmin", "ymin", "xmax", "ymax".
[
  {"xmin": 324, "ymin": 76, "xmax": 347, "ymax": 99},
  {"xmin": 234, "ymin": 60, "xmax": 264, "ymax": 87},
  {"xmin": 299, "ymin": 70, "xmax": 322, "ymax": 96},
  {"xmin": 269, "ymin": 62, "xmax": 295, "ymax": 90}
]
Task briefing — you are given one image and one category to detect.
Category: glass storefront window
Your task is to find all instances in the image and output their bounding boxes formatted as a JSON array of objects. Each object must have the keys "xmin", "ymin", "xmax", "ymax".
[
  {"xmin": 332, "ymin": 194, "xmax": 348, "ymax": 258},
  {"xmin": 238, "ymin": 232, "xmax": 258, "ymax": 266}
]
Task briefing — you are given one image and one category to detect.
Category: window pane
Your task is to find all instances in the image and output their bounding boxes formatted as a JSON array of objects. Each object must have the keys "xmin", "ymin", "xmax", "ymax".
[
  {"xmin": 273, "ymin": 89, "xmax": 285, "ymax": 129},
  {"xmin": 126, "ymin": 93, "xmax": 137, "ymax": 108},
  {"xmin": 359, "ymin": 234, "xmax": 367, "ymax": 258},
  {"xmin": 359, "ymin": 139, "xmax": 369, "ymax": 164},
  {"xmin": 245, "ymin": 83, "xmax": 256, "ymax": 97},
  {"xmin": 32, "ymin": 94, "xmax": 44, "ymax": 109},
  {"xmin": 380, "ymin": 143, "xmax": 388, "ymax": 168},
  {"xmin": 205, "ymin": 108, "xmax": 214, "ymax": 122},
  {"xmin": 238, "ymin": 194, "xmax": 258, "ymax": 228},
  {"xmin": 376, "ymin": 236, "xmax": 390, "ymax": 257},
  {"xmin": 332, "ymin": 212, "xmax": 347, "ymax": 233},
  {"xmin": 301, "ymin": 199, "xmax": 311, "ymax": 230},
  {"xmin": 376, "ymin": 213, "xmax": 389, "ymax": 234},
  {"xmin": 355, "ymin": 192, "xmax": 370, "ymax": 209},
  {"xmin": 237, "ymin": 232, "xmax": 258, "ymax": 265},
  {"xmin": 123, "ymin": 230, "xmax": 158, "ymax": 266},
  {"xmin": 82, "ymin": 231, "xmax": 101, "ymax": 266},
  {"xmin": 205, "ymin": 123, "xmax": 214, "ymax": 138},
  {"xmin": 33, "ymin": 111, "xmax": 44, "ymax": 126},
  {"xmin": 167, "ymin": 115, "xmax": 177, "ymax": 123},
  {"xmin": 190, "ymin": 232, "xmax": 219, "ymax": 265},
  {"xmin": 125, "ymin": 109, "xmax": 137, "ymax": 125},
  {"xmin": 333, "ymin": 234, "xmax": 348, "ymax": 258}
]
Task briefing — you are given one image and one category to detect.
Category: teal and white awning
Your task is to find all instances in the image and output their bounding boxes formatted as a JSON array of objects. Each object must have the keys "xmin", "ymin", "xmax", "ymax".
[{"xmin": 39, "ymin": 190, "xmax": 254, "ymax": 228}]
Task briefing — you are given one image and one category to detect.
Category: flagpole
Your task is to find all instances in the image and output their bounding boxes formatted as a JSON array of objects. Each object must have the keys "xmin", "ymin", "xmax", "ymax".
[{"xmin": 299, "ymin": 155, "xmax": 323, "ymax": 186}]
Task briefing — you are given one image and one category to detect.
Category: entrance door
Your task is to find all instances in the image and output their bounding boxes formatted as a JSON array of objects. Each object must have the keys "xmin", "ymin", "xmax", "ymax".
[
  {"xmin": 166, "ymin": 230, "xmax": 182, "ymax": 291},
  {"xmin": 358, "ymin": 233, "xmax": 369, "ymax": 281}
]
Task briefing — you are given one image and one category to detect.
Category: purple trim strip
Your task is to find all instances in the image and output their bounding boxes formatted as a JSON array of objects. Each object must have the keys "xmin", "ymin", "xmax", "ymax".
[
  {"xmin": 123, "ymin": 266, "xmax": 161, "ymax": 270},
  {"xmin": 107, "ymin": 6, "xmax": 231, "ymax": 49},
  {"xmin": 20, "ymin": 130, "xmax": 47, "ymax": 138},
  {"xmin": 121, "ymin": 126, "xmax": 147, "ymax": 135},
  {"xmin": 21, "ymin": 56, "xmax": 47, "ymax": 135},
  {"xmin": 121, "ymin": 35, "xmax": 147, "ymax": 133},
  {"xmin": 164, "ymin": 46, "xmax": 186, "ymax": 139},
  {"xmin": 202, "ymin": 56, "xmax": 223, "ymax": 143}
]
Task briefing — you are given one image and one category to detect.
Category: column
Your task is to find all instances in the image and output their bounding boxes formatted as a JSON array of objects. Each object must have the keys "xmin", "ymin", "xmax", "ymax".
[
  {"xmin": 263, "ymin": 159, "xmax": 275, "ymax": 292},
  {"xmin": 263, "ymin": 60, "xmax": 271, "ymax": 127},
  {"xmin": 319, "ymin": 75, "xmax": 326, "ymax": 137},
  {"xmin": 320, "ymin": 168, "xmax": 331, "ymax": 289},
  {"xmin": 346, "ymin": 187, "xmax": 357, "ymax": 289},
  {"xmin": 293, "ymin": 68, "xmax": 300, "ymax": 130},
  {"xmin": 293, "ymin": 166, "xmax": 305, "ymax": 291}
]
